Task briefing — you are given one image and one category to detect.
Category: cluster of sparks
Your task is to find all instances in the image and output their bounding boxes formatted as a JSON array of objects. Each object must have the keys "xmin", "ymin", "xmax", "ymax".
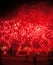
[{"xmin": 0, "ymin": 4, "xmax": 53, "ymax": 54}]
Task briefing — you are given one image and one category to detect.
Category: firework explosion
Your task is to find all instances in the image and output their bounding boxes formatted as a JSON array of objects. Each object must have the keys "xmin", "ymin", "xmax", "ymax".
[{"xmin": 0, "ymin": 3, "xmax": 53, "ymax": 54}]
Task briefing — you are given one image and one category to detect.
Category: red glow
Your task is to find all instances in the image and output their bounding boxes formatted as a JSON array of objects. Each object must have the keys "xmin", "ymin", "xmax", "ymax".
[{"xmin": 0, "ymin": 4, "xmax": 53, "ymax": 55}]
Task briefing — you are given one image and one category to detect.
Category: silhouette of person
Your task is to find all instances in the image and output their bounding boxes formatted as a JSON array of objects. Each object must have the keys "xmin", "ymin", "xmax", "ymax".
[
  {"xmin": 33, "ymin": 54, "xmax": 36, "ymax": 65},
  {"xmin": 48, "ymin": 51, "xmax": 53, "ymax": 65},
  {"xmin": 25, "ymin": 54, "xmax": 29, "ymax": 62},
  {"xmin": 0, "ymin": 48, "xmax": 3, "ymax": 65},
  {"xmin": 7, "ymin": 47, "xmax": 16, "ymax": 56}
]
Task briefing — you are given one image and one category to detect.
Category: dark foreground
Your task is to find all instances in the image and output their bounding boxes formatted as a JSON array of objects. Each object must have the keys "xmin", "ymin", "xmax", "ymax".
[{"xmin": 1, "ymin": 54, "xmax": 53, "ymax": 65}]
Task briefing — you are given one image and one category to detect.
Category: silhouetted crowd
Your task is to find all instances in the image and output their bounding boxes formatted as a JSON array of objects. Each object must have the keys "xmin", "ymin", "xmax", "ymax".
[
  {"xmin": 0, "ymin": 46, "xmax": 37, "ymax": 65},
  {"xmin": 0, "ymin": 47, "xmax": 53, "ymax": 65}
]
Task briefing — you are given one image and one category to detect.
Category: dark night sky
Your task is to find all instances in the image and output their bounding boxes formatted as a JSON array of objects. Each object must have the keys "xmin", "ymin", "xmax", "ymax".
[{"xmin": 0, "ymin": 0, "xmax": 52, "ymax": 19}]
